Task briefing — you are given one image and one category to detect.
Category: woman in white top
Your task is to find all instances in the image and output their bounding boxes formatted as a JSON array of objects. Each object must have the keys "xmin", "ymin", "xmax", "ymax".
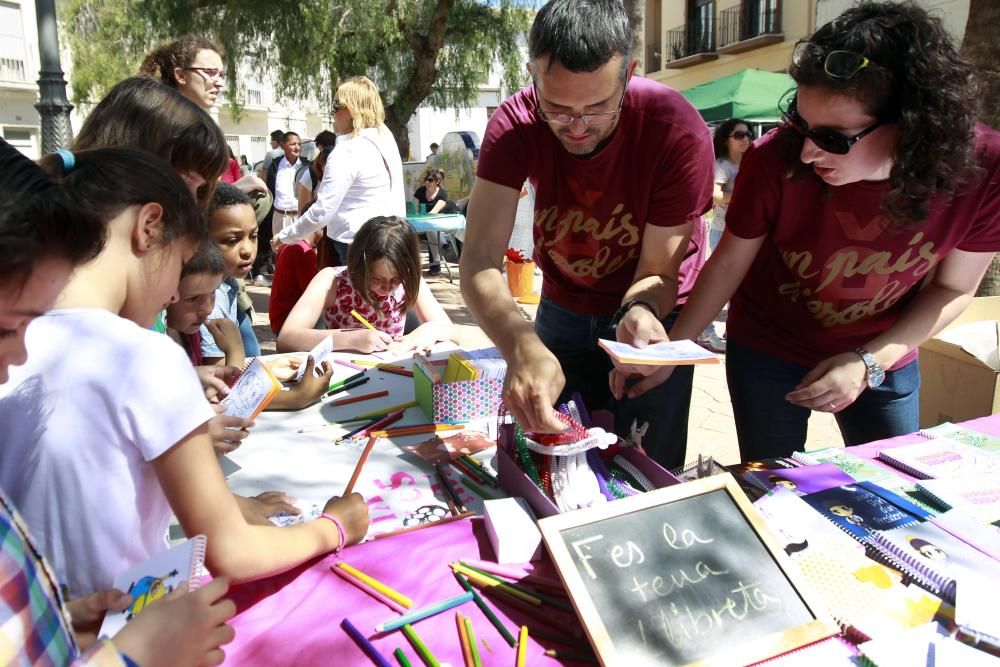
[
  {"xmin": 709, "ymin": 118, "xmax": 752, "ymax": 251},
  {"xmin": 274, "ymin": 76, "xmax": 405, "ymax": 264}
]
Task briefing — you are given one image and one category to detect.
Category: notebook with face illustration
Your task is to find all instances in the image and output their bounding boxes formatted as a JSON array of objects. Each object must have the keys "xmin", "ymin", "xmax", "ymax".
[
  {"xmin": 221, "ymin": 358, "xmax": 282, "ymax": 421},
  {"xmin": 801, "ymin": 484, "xmax": 922, "ymax": 543}
]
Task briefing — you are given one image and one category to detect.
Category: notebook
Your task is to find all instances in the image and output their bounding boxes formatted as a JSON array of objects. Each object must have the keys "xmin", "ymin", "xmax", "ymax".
[
  {"xmin": 857, "ymin": 622, "xmax": 1000, "ymax": 667},
  {"xmin": 597, "ymin": 338, "xmax": 720, "ymax": 365},
  {"xmin": 743, "ymin": 463, "xmax": 855, "ymax": 495},
  {"xmin": 876, "ymin": 438, "xmax": 1000, "ymax": 480},
  {"xmin": 98, "ymin": 536, "xmax": 207, "ymax": 639},
  {"xmin": 792, "ymin": 447, "xmax": 898, "ymax": 483},
  {"xmin": 221, "ymin": 358, "xmax": 282, "ymax": 421},
  {"xmin": 916, "ymin": 473, "xmax": 1000, "ymax": 523},
  {"xmin": 919, "ymin": 422, "xmax": 1000, "ymax": 456},
  {"xmin": 801, "ymin": 484, "xmax": 922, "ymax": 543},
  {"xmin": 929, "ymin": 510, "xmax": 1000, "ymax": 562},
  {"xmin": 869, "ymin": 521, "xmax": 1000, "ymax": 604}
]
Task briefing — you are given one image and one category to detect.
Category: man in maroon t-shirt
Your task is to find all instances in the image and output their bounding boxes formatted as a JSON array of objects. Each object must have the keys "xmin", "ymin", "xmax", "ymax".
[{"xmin": 459, "ymin": 0, "xmax": 714, "ymax": 468}]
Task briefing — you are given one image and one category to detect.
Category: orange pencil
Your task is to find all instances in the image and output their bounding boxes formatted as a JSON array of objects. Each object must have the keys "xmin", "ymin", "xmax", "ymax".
[
  {"xmin": 343, "ymin": 435, "xmax": 378, "ymax": 495},
  {"xmin": 456, "ymin": 612, "xmax": 474, "ymax": 667},
  {"xmin": 330, "ymin": 390, "xmax": 389, "ymax": 407},
  {"xmin": 369, "ymin": 423, "xmax": 464, "ymax": 438}
]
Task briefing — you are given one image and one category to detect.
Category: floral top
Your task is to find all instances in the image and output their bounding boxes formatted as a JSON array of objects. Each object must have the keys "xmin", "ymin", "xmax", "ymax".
[{"xmin": 323, "ymin": 266, "xmax": 406, "ymax": 337}]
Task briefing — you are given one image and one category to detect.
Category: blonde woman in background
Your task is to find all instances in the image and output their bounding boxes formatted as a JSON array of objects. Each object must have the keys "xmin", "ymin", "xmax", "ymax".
[{"xmin": 273, "ymin": 76, "xmax": 406, "ymax": 265}]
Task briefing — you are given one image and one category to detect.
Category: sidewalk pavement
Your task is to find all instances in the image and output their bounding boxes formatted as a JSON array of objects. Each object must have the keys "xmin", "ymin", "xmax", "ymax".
[{"xmin": 247, "ymin": 261, "xmax": 843, "ymax": 466}]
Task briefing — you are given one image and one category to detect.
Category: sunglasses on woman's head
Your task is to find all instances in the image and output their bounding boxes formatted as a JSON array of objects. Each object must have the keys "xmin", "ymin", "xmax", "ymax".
[
  {"xmin": 782, "ymin": 98, "xmax": 883, "ymax": 155},
  {"xmin": 792, "ymin": 41, "xmax": 875, "ymax": 79}
]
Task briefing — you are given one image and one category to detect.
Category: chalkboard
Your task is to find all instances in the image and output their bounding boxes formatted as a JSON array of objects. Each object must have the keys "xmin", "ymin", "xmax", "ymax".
[{"xmin": 538, "ymin": 474, "xmax": 837, "ymax": 667}]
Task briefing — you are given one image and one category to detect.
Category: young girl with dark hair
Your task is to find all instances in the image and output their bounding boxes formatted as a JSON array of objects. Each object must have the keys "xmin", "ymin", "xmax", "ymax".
[
  {"xmin": 0, "ymin": 139, "xmax": 235, "ymax": 667},
  {"xmin": 619, "ymin": 1, "xmax": 1000, "ymax": 461},
  {"xmin": 278, "ymin": 215, "xmax": 459, "ymax": 353},
  {"xmin": 0, "ymin": 146, "xmax": 369, "ymax": 601}
]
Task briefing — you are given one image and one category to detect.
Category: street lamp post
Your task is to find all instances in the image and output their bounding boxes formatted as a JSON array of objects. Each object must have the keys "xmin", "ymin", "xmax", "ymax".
[{"xmin": 34, "ymin": 0, "xmax": 74, "ymax": 153}]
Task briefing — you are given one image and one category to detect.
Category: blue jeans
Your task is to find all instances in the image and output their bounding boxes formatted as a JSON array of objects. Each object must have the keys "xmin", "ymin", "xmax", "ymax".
[
  {"xmin": 334, "ymin": 240, "xmax": 350, "ymax": 265},
  {"xmin": 725, "ymin": 340, "xmax": 920, "ymax": 461},
  {"xmin": 534, "ymin": 296, "xmax": 693, "ymax": 470},
  {"xmin": 237, "ymin": 309, "xmax": 261, "ymax": 357}
]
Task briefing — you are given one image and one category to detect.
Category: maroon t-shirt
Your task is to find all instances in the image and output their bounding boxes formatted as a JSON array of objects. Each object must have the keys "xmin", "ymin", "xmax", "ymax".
[
  {"xmin": 726, "ymin": 124, "xmax": 1000, "ymax": 369},
  {"xmin": 476, "ymin": 76, "xmax": 715, "ymax": 315}
]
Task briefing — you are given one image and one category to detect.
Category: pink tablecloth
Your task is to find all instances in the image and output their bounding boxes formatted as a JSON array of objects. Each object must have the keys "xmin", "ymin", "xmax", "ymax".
[
  {"xmin": 223, "ymin": 516, "xmax": 583, "ymax": 666},
  {"xmin": 848, "ymin": 414, "xmax": 1000, "ymax": 464}
]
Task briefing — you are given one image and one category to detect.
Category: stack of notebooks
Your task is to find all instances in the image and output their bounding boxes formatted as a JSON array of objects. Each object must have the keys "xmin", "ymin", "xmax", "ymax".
[{"xmin": 412, "ymin": 348, "xmax": 506, "ymax": 423}]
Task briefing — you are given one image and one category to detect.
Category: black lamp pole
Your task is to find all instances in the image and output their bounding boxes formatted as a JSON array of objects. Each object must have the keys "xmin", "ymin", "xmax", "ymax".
[{"xmin": 34, "ymin": 0, "xmax": 74, "ymax": 153}]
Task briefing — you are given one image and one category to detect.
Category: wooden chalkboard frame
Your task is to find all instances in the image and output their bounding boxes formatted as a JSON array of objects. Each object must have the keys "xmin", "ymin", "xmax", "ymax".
[{"xmin": 538, "ymin": 474, "xmax": 838, "ymax": 667}]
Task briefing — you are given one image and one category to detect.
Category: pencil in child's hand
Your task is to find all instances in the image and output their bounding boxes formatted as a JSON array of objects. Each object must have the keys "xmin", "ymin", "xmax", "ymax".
[{"xmin": 351, "ymin": 309, "xmax": 377, "ymax": 330}]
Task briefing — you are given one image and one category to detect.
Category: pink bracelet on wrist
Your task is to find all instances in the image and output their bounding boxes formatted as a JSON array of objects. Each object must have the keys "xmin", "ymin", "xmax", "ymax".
[{"xmin": 319, "ymin": 513, "xmax": 347, "ymax": 553}]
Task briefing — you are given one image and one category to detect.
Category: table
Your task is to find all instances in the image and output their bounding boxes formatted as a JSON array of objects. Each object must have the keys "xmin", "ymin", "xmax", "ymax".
[{"xmin": 407, "ymin": 213, "xmax": 466, "ymax": 283}]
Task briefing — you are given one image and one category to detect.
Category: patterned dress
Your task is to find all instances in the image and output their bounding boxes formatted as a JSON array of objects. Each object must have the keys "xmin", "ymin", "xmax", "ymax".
[{"xmin": 323, "ymin": 267, "xmax": 407, "ymax": 337}]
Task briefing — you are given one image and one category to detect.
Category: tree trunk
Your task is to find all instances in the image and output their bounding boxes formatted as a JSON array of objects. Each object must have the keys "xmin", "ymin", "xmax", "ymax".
[{"xmin": 963, "ymin": 0, "xmax": 1000, "ymax": 295}]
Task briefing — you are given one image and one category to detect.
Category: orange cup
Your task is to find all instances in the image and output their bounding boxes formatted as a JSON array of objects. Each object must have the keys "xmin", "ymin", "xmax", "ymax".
[{"xmin": 506, "ymin": 260, "xmax": 535, "ymax": 298}]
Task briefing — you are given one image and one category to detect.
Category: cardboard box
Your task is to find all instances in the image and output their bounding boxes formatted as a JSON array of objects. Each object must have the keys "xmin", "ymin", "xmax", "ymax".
[{"xmin": 919, "ymin": 297, "xmax": 1000, "ymax": 428}]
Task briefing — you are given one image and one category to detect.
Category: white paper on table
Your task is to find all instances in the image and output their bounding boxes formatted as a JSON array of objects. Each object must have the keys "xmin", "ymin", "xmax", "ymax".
[{"xmin": 597, "ymin": 338, "xmax": 720, "ymax": 365}]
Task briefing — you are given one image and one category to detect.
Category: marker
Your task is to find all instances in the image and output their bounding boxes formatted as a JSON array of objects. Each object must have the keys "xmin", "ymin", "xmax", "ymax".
[
  {"xmin": 516, "ymin": 626, "xmax": 528, "ymax": 667},
  {"xmin": 341, "ymin": 617, "xmax": 393, "ymax": 667},
  {"xmin": 335, "ymin": 562, "xmax": 414, "ymax": 609},
  {"xmin": 351, "ymin": 309, "xmax": 377, "ymax": 331},
  {"xmin": 374, "ymin": 591, "xmax": 473, "ymax": 633},
  {"xmin": 401, "ymin": 624, "xmax": 439, "ymax": 667},
  {"xmin": 452, "ymin": 571, "xmax": 516, "ymax": 647}
]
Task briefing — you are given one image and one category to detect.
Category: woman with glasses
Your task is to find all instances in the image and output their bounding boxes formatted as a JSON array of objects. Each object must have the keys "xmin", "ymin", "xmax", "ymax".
[
  {"xmin": 413, "ymin": 169, "xmax": 461, "ymax": 274},
  {"xmin": 273, "ymin": 76, "xmax": 406, "ymax": 266},
  {"xmin": 629, "ymin": 1, "xmax": 1000, "ymax": 461}
]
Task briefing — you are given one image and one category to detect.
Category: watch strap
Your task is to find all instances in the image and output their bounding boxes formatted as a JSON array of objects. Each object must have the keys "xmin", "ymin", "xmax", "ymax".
[{"xmin": 611, "ymin": 299, "xmax": 659, "ymax": 328}]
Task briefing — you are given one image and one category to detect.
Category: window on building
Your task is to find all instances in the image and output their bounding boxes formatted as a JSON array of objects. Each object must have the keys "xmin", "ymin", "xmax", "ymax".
[
  {"xmin": 246, "ymin": 88, "xmax": 263, "ymax": 106},
  {"xmin": 0, "ymin": 2, "xmax": 28, "ymax": 82},
  {"xmin": 3, "ymin": 127, "xmax": 36, "ymax": 158},
  {"xmin": 224, "ymin": 134, "xmax": 240, "ymax": 159}
]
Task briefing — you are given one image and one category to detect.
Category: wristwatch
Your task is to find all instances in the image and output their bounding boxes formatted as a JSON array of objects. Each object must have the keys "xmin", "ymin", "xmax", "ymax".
[
  {"xmin": 855, "ymin": 347, "xmax": 885, "ymax": 389},
  {"xmin": 611, "ymin": 299, "xmax": 659, "ymax": 329}
]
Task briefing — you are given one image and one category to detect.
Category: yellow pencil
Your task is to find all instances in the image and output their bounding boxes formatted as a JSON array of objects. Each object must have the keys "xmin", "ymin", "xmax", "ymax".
[
  {"xmin": 516, "ymin": 626, "xmax": 528, "ymax": 667},
  {"xmin": 351, "ymin": 309, "xmax": 377, "ymax": 330},
  {"xmin": 334, "ymin": 562, "xmax": 414, "ymax": 608},
  {"xmin": 349, "ymin": 358, "xmax": 380, "ymax": 367},
  {"xmin": 450, "ymin": 563, "xmax": 542, "ymax": 606}
]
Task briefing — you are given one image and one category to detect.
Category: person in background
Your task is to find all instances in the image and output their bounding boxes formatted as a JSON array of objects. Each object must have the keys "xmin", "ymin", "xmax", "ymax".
[
  {"xmin": 695, "ymin": 118, "xmax": 752, "ymax": 355},
  {"xmin": 644, "ymin": 1, "xmax": 1000, "ymax": 461},
  {"xmin": 257, "ymin": 132, "xmax": 310, "ymax": 284},
  {"xmin": 460, "ymin": 0, "xmax": 714, "ymax": 469},
  {"xmin": 269, "ymin": 229, "xmax": 322, "ymax": 336},
  {"xmin": 297, "ymin": 130, "xmax": 337, "ymax": 214},
  {"xmin": 272, "ymin": 76, "xmax": 405, "ymax": 265},
  {"xmin": 258, "ymin": 129, "xmax": 285, "ymax": 180},
  {"xmin": 239, "ymin": 154, "xmax": 251, "ymax": 176},
  {"xmin": 412, "ymin": 168, "xmax": 460, "ymax": 275}
]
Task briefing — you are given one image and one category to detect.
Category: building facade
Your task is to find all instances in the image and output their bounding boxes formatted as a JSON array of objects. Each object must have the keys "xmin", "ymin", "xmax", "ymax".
[{"xmin": 0, "ymin": 0, "xmax": 42, "ymax": 157}]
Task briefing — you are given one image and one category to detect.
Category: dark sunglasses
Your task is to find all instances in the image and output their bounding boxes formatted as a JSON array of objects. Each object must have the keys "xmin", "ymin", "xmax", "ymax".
[
  {"xmin": 729, "ymin": 130, "xmax": 752, "ymax": 140},
  {"xmin": 425, "ymin": 178, "xmax": 437, "ymax": 183},
  {"xmin": 782, "ymin": 97, "xmax": 883, "ymax": 155},
  {"xmin": 792, "ymin": 41, "xmax": 874, "ymax": 79}
]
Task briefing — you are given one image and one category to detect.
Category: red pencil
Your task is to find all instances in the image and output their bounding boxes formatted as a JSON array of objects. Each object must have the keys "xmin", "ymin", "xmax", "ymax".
[
  {"xmin": 330, "ymin": 390, "xmax": 389, "ymax": 407},
  {"xmin": 378, "ymin": 365, "xmax": 414, "ymax": 377}
]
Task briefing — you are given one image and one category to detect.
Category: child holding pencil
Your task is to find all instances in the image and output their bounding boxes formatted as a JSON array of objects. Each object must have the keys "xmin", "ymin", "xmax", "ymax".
[
  {"xmin": 0, "ymin": 146, "xmax": 369, "ymax": 598},
  {"xmin": 278, "ymin": 215, "xmax": 460, "ymax": 354}
]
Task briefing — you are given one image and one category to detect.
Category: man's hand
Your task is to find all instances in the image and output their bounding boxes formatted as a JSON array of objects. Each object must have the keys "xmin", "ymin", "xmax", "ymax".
[
  {"xmin": 608, "ymin": 305, "xmax": 673, "ymax": 399},
  {"xmin": 67, "ymin": 588, "xmax": 132, "ymax": 649},
  {"xmin": 786, "ymin": 352, "xmax": 868, "ymax": 413},
  {"xmin": 503, "ymin": 340, "xmax": 567, "ymax": 433}
]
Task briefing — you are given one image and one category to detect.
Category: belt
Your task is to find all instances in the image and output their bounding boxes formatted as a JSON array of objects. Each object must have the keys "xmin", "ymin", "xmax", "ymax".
[{"xmin": 274, "ymin": 208, "xmax": 297, "ymax": 215}]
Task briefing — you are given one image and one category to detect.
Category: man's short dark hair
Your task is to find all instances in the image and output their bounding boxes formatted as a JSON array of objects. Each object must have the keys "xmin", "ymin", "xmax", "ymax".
[
  {"xmin": 529, "ymin": 0, "xmax": 632, "ymax": 74},
  {"xmin": 270, "ymin": 129, "xmax": 284, "ymax": 141},
  {"xmin": 429, "ymin": 142, "xmax": 439, "ymax": 151},
  {"xmin": 282, "ymin": 131, "xmax": 301, "ymax": 144},
  {"xmin": 315, "ymin": 130, "xmax": 337, "ymax": 148}
]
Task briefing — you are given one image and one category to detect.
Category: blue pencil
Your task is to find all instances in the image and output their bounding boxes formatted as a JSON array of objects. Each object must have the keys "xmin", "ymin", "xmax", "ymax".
[
  {"xmin": 374, "ymin": 591, "xmax": 474, "ymax": 633},
  {"xmin": 341, "ymin": 617, "xmax": 393, "ymax": 667}
]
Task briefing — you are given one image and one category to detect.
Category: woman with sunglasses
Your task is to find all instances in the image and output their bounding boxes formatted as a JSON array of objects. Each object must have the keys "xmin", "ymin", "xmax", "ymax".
[
  {"xmin": 413, "ymin": 169, "xmax": 460, "ymax": 274},
  {"xmin": 622, "ymin": 1, "xmax": 1000, "ymax": 461}
]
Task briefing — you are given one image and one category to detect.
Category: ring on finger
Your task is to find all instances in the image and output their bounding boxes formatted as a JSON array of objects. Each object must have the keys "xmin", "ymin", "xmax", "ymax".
[{"xmin": 828, "ymin": 402, "xmax": 836, "ymax": 410}]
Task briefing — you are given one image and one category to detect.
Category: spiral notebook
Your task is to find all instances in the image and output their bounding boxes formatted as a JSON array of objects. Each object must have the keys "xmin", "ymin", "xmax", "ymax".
[
  {"xmin": 98, "ymin": 535, "xmax": 207, "ymax": 639},
  {"xmin": 221, "ymin": 358, "xmax": 282, "ymax": 421},
  {"xmin": 801, "ymin": 483, "xmax": 921, "ymax": 543},
  {"xmin": 869, "ymin": 522, "xmax": 1000, "ymax": 604},
  {"xmin": 915, "ymin": 472, "xmax": 1000, "ymax": 523},
  {"xmin": 791, "ymin": 447, "xmax": 898, "ymax": 483},
  {"xmin": 875, "ymin": 438, "xmax": 1000, "ymax": 480}
]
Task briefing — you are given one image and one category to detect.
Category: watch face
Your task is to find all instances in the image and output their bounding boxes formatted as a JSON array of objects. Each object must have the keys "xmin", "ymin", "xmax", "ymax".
[{"xmin": 868, "ymin": 366, "xmax": 886, "ymax": 388}]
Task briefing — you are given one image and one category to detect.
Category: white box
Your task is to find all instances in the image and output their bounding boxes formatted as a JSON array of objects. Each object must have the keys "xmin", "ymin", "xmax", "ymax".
[{"xmin": 483, "ymin": 497, "xmax": 542, "ymax": 564}]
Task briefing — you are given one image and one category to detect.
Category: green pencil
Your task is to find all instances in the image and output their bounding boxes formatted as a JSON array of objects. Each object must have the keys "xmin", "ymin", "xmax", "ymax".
[
  {"xmin": 327, "ymin": 370, "xmax": 366, "ymax": 392},
  {"xmin": 463, "ymin": 615, "xmax": 483, "ymax": 667},
  {"xmin": 453, "ymin": 571, "xmax": 517, "ymax": 647},
  {"xmin": 393, "ymin": 647, "xmax": 413, "ymax": 667},
  {"xmin": 401, "ymin": 624, "xmax": 439, "ymax": 667},
  {"xmin": 459, "ymin": 563, "xmax": 573, "ymax": 613},
  {"xmin": 460, "ymin": 475, "xmax": 502, "ymax": 500}
]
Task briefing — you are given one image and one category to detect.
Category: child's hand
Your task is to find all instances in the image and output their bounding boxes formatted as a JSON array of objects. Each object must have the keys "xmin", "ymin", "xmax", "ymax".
[
  {"xmin": 112, "ymin": 577, "xmax": 235, "ymax": 667},
  {"xmin": 342, "ymin": 329, "xmax": 394, "ymax": 353},
  {"xmin": 286, "ymin": 358, "xmax": 334, "ymax": 406},
  {"xmin": 322, "ymin": 493, "xmax": 370, "ymax": 547},
  {"xmin": 263, "ymin": 355, "xmax": 303, "ymax": 382},
  {"xmin": 209, "ymin": 407, "xmax": 252, "ymax": 455},
  {"xmin": 205, "ymin": 318, "xmax": 243, "ymax": 358},
  {"xmin": 195, "ymin": 365, "xmax": 241, "ymax": 402},
  {"xmin": 236, "ymin": 491, "xmax": 300, "ymax": 526},
  {"xmin": 67, "ymin": 588, "xmax": 132, "ymax": 649}
]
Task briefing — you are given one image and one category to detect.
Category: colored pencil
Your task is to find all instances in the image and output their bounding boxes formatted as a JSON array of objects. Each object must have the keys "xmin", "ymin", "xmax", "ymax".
[
  {"xmin": 480, "ymin": 586, "xmax": 581, "ymax": 637},
  {"xmin": 343, "ymin": 435, "xmax": 379, "ymax": 494},
  {"xmin": 331, "ymin": 564, "xmax": 407, "ymax": 613},
  {"xmin": 463, "ymin": 614, "xmax": 483, "ymax": 667},
  {"xmin": 350, "ymin": 358, "xmax": 381, "ymax": 367},
  {"xmin": 461, "ymin": 455, "xmax": 499, "ymax": 485},
  {"xmin": 371, "ymin": 511, "xmax": 475, "ymax": 540},
  {"xmin": 460, "ymin": 559, "xmax": 564, "ymax": 593},
  {"xmin": 516, "ymin": 626, "xmax": 528, "ymax": 667},
  {"xmin": 449, "ymin": 458, "xmax": 488, "ymax": 485},
  {"xmin": 370, "ymin": 423, "xmax": 464, "ymax": 438},
  {"xmin": 393, "ymin": 648, "xmax": 413, "ymax": 667},
  {"xmin": 450, "ymin": 564, "xmax": 542, "ymax": 606},
  {"xmin": 458, "ymin": 564, "xmax": 572, "ymax": 611},
  {"xmin": 375, "ymin": 591, "xmax": 473, "ymax": 633},
  {"xmin": 331, "ymin": 389, "xmax": 389, "ymax": 407},
  {"xmin": 336, "ymin": 359, "xmax": 367, "ymax": 371},
  {"xmin": 334, "ymin": 562, "xmax": 414, "ymax": 608},
  {"xmin": 434, "ymin": 466, "xmax": 461, "ymax": 515},
  {"xmin": 341, "ymin": 617, "xmax": 393, "ymax": 667},
  {"xmin": 460, "ymin": 475, "xmax": 502, "ymax": 501},
  {"xmin": 336, "ymin": 408, "xmax": 405, "ymax": 445},
  {"xmin": 347, "ymin": 400, "xmax": 419, "ymax": 422},
  {"xmin": 456, "ymin": 612, "xmax": 474, "ymax": 667},
  {"xmin": 325, "ymin": 375, "xmax": 370, "ymax": 398},
  {"xmin": 401, "ymin": 624, "xmax": 439, "ymax": 667},
  {"xmin": 378, "ymin": 365, "xmax": 414, "ymax": 377},
  {"xmin": 452, "ymin": 571, "xmax": 517, "ymax": 647},
  {"xmin": 351, "ymin": 309, "xmax": 377, "ymax": 330},
  {"xmin": 543, "ymin": 649, "xmax": 598, "ymax": 663},
  {"xmin": 327, "ymin": 370, "xmax": 367, "ymax": 391}
]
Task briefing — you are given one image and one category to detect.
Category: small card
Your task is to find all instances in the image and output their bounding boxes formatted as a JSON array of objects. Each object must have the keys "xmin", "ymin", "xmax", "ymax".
[{"xmin": 597, "ymin": 338, "xmax": 721, "ymax": 366}]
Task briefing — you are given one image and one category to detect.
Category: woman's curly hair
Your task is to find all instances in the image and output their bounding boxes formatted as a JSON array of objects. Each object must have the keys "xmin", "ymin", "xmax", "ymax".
[
  {"xmin": 139, "ymin": 35, "xmax": 221, "ymax": 89},
  {"xmin": 789, "ymin": 1, "xmax": 980, "ymax": 227}
]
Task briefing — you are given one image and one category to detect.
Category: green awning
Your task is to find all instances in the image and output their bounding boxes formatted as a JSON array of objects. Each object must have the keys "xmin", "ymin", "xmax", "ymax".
[{"xmin": 681, "ymin": 69, "xmax": 796, "ymax": 123}]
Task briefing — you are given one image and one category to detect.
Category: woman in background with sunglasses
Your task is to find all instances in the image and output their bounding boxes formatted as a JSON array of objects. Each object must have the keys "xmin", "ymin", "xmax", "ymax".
[{"xmin": 626, "ymin": 1, "xmax": 1000, "ymax": 461}]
